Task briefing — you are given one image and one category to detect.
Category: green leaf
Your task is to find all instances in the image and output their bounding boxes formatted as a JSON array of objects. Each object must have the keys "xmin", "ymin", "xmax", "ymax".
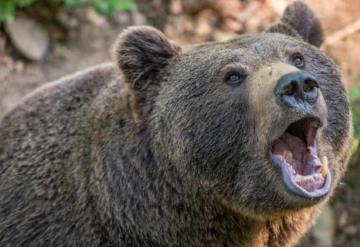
[
  {"xmin": 113, "ymin": 0, "xmax": 136, "ymax": 11},
  {"xmin": 63, "ymin": 0, "xmax": 81, "ymax": 7},
  {"xmin": 356, "ymin": 74, "xmax": 360, "ymax": 83},
  {"xmin": 87, "ymin": 0, "xmax": 136, "ymax": 16},
  {"xmin": 93, "ymin": 0, "xmax": 112, "ymax": 15},
  {"xmin": 0, "ymin": 0, "xmax": 136, "ymax": 23},
  {"xmin": 0, "ymin": 0, "xmax": 34, "ymax": 22},
  {"xmin": 353, "ymin": 138, "xmax": 359, "ymax": 153},
  {"xmin": 15, "ymin": 0, "xmax": 33, "ymax": 7},
  {"xmin": 0, "ymin": 0, "xmax": 15, "ymax": 22},
  {"xmin": 353, "ymin": 108, "xmax": 360, "ymax": 135},
  {"xmin": 348, "ymin": 88, "xmax": 360, "ymax": 102}
]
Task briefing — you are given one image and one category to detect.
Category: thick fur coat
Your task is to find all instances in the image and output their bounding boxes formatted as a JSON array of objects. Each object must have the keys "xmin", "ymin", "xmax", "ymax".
[{"xmin": 0, "ymin": 2, "xmax": 352, "ymax": 246}]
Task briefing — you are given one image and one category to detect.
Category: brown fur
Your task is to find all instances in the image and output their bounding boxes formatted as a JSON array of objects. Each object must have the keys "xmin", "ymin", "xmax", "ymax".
[{"xmin": 0, "ymin": 1, "xmax": 351, "ymax": 246}]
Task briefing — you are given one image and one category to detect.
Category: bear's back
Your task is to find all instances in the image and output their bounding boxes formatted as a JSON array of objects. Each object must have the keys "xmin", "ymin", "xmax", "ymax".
[{"xmin": 0, "ymin": 63, "xmax": 124, "ymax": 246}]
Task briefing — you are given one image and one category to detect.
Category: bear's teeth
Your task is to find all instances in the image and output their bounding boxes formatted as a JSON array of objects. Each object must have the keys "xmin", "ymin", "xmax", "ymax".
[
  {"xmin": 281, "ymin": 159, "xmax": 296, "ymax": 175},
  {"xmin": 288, "ymin": 165, "xmax": 296, "ymax": 175},
  {"xmin": 319, "ymin": 156, "xmax": 329, "ymax": 177},
  {"xmin": 293, "ymin": 174, "xmax": 322, "ymax": 183},
  {"xmin": 283, "ymin": 150, "xmax": 294, "ymax": 163}
]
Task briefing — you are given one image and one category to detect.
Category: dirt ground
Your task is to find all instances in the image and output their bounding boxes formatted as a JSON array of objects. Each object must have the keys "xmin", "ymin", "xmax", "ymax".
[{"xmin": 0, "ymin": 0, "xmax": 359, "ymax": 246}]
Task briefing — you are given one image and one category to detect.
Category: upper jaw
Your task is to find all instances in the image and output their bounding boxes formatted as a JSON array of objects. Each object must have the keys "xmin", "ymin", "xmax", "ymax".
[
  {"xmin": 269, "ymin": 114, "xmax": 330, "ymax": 200},
  {"xmin": 270, "ymin": 113, "xmax": 324, "ymax": 144}
]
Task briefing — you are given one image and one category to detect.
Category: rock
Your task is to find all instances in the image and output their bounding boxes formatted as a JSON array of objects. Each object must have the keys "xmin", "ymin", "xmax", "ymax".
[
  {"xmin": 5, "ymin": 15, "xmax": 49, "ymax": 61},
  {"xmin": 57, "ymin": 11, "xmax": 79, "ymax": 29},
  {"xmin": 297, "ymin": 204, "xmax": 335, "ymax": 247},
  {"xmin": 131, "ymin": 12, "xmax": 146, "ymax": 26},
  {"xmin": 312, "ymin": 205, "xmax": 335, "ymax": 247},
  {"xmin": 0, "ymin": 32, "xmax": 6, "ymax": 53},
  {"xmin": 0, "ymin": 65, "xmax": 46, "ymax": 119},
  {"xmin": 111, "ymin": 12, "xmax": 133, "ymax": 27},
  {"xmin": 85, "ymin": 8, "xmax": 107, "ymax": 27}
]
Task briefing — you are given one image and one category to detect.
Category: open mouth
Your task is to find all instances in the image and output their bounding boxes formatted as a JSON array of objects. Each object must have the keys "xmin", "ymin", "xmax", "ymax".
[{"xmin": 271, "ymin": 117, "xmax": 331, "ymax": 199}]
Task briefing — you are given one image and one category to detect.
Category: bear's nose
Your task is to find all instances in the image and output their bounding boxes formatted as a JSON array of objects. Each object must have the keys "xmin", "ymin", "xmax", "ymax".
[{"xmin": 275, "ymin": 71, "xmax": 319, "ymax": 109}]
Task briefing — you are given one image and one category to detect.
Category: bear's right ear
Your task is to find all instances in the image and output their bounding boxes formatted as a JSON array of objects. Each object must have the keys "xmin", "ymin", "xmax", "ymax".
[
  {"xmin": 267, "ymin": 1, "xmax": 324, "ymax": 47},
  {"xmin": 115, "ymin": 26, "xmax": 181, "ymax": 90}
]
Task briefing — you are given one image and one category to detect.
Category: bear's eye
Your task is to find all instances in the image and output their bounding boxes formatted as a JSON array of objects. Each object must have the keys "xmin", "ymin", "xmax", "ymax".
[
  {"xmin": 291, "ymin": 53, "xmax": 305, "ymax": 68},
  {"xmin": 224, "ymin": 71, "xmax": 247, "ymax": 85}
]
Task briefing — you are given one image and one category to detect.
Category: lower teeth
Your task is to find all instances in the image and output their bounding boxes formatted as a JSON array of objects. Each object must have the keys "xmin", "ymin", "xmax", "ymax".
[{"xmin": 294, "ymin": 173, "xmax": 323, "ymax": 183}]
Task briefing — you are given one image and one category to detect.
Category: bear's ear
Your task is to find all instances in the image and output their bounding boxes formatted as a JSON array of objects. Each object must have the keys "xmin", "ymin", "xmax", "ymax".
[
  {"xmin": 114, "ymin": 26, "xmax": 181, "ymax": 90},
  {"xmin": 267, "ymin": 1, "xmax": 324, "ymax": 47}
]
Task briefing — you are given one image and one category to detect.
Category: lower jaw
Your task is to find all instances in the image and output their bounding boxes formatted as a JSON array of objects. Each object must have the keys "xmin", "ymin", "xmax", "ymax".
[{"xmin": 281, "ymin": 164, "xmax": 331, "ymax": 199}]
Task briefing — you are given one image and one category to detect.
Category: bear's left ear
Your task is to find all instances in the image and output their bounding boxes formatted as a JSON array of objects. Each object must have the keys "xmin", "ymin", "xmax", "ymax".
[
  {"xmin": 267, "ymin": 1, "xmax": 324, "ymax": 47},
  {"xmin": 114, "ymin": 26, "xmax": 181, "ymax": 90}
]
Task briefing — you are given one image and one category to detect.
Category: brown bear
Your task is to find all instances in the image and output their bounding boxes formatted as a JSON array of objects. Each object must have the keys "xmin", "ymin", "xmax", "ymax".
[{"xmin": 0, "ymin": 1, "xmax": 352, "ymax": 246}]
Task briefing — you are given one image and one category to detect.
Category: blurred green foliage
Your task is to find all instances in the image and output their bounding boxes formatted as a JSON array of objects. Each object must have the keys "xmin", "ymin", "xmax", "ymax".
[
  {"xmin": 349, "ymin": 75, "xmax": 360, "ymax": 102},
  {"xmin": 349, "ymin": 75, "xmax": 360, "ymax": 151},
  {"xmin": 0, "ymin": 0, "xmax": 135, "ymax": 22},
  {"xmin": 59, "ymin": 0, "xmax": 136, "ymax": 16},
  {"xmin": 0, "ymin": 0, "xmax": 33, "ymax": 22}
]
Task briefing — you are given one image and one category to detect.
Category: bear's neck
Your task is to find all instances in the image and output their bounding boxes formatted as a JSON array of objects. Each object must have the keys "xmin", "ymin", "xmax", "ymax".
[
  {"xmin": 92, "ymin": 139, "xmax": 317, "ymax": 246},
  {"xmin": 87, "ymin": 94, "xmax": 317, "ymax": 246}
]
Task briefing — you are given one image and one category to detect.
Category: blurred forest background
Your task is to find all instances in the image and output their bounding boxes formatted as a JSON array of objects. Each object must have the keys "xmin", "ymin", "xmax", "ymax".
[{"xmin": 0, "ymin": 0, "xmax": 359, "ymax": 246}]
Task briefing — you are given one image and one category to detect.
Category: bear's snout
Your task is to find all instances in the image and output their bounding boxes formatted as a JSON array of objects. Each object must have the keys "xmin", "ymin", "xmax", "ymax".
[{"xmin": 275, "ymin": 71, "xmax": 319, "ymax": 111}]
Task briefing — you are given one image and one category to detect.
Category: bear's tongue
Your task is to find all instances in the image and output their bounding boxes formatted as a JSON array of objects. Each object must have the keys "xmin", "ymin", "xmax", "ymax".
[
  {"xmin": 272, "ymin": 132, "xmax": 328, "ymax": 193},
  {"xmin": 273, "ymin": 133, "xmax": 322, "ymax": 175}
]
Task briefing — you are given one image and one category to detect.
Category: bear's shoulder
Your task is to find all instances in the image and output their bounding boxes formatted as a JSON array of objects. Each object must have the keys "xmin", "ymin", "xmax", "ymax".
[
  {"xmin": 0, "ymin": 63, "xmax": 127, "ymax": 245},
  {"xmin": 1, "ymin": 62, "xmax": 122, "ymax": 124},
  {"xmin": 0, "ymin": 62, "xmax": 127, "ymax": 177}
]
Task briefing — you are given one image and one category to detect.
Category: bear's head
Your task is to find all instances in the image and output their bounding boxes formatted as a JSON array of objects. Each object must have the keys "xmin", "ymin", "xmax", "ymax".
[{"xmin": 115, "ymin": 1, "xmax": 352, "ymax": 218}]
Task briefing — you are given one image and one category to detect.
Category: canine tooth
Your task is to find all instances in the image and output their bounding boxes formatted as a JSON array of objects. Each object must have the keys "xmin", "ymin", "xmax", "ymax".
[
  {"xmin": 286, "ymin": 164, "xmax": 296, "ymax": 174},
  {"xmin": 320, "ymin": 156, "xmax": 329, "ymax": 177},
  {"xmin": 313, "ymin": 174, "xmax": 322, "ymax": 181},
  {"xmin": 290, "ymin": 167, "xmax": 296, "ymax": 175},
  {"xmin": 294, "ymin": 175, "xmax": 303, "ymax": 182},
  {"xmin": 284, "ymin": 150, "xmax": 293, "ymax": 162}
]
